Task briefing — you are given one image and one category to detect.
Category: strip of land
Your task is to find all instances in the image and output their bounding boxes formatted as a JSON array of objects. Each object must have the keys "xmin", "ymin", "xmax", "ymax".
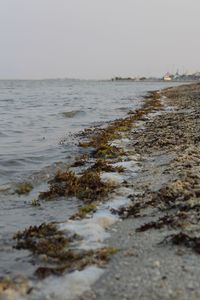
[{"xmin": 83, "ymin": 82, "xmax": 200, "ymax": 300}]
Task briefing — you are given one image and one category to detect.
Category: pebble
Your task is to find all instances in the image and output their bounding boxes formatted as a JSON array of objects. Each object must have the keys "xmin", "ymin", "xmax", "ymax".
[
  {"xmin": 38, "ymin": 254, "xmax": 48, "ymax": 262},
  {"xmin": 124, "ymin": 249, "xmax": 135, "ymax": 257},
  {"xmin": 153, "ymin": 260, "xmax": 161, "ymax": 268},
  {"xmin": 187, "ymin": 282, "xmax": 194, "ymax": 290}
]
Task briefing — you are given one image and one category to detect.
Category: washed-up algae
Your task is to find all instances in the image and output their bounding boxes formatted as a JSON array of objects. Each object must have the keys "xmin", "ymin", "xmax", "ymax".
[
  {"xmin": 88, "ymin": 160, "xmax": 125, "ymax": 173},
  {"xmin": 110, "ymin": 83, "xmax": 200, "ymax": 255},
  {"xmin": 13, "ymin": 222, "xmax": 118, "ymax": 280},
  {"xmin": 39, "ymin": 91, "xmax": 162, "ymax": 205},
  {"xmin": 39, "ymin": 169, "xmax": 115, "ymax": 202},
  {"xmin": 35, "ymin": 89, "xmax": 163, "ymax": 210},
  {"xmin": 78, "ymin": 91, "xmax": 162, "ymax": 158},
  {"xmin": 15, "ymin": 182, "xmax": 33, "ymax": 195},
  {"xmin": 13, "ymin": 223, "xmax": 71, "ymax": 257},
  {"xmin": 69, "ymin": 203, "xmax": 97, "ymax": 220},
  {"xmin": 162, "ymin": 232, "xmax": 200, "ymax": 254}
]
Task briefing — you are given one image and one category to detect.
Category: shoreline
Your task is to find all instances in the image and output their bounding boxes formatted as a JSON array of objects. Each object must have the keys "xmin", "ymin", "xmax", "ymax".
[
  {"xmin": 84, "ymin": 82, "xmax": 200, "ymax": 299},
  {"xmin": 1, "ymin": 81, "xmax": 199, "ymax": 299}
]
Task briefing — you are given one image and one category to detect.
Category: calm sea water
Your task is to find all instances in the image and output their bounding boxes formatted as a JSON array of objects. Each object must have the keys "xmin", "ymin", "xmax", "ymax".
[{"xmin": 0, "ymin": 79, "xmax": 181, "ymax": 187}]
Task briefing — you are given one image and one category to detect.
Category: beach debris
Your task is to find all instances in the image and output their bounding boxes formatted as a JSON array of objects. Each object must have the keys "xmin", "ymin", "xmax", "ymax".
[
  {"xmin": 136, "ymin": 213, "xmax": 189, "ymax": 232},
  {"xmin": 111, "ymin": 202, "xmax": 143, "ymax": 218},
  {"xmin": 88, "ymin": 160, "xmax": 125, "ymax": 173},
  {"xmin": 70, "ymin": 203, "xmax": 97, "ymax": 220},
  {"xmin": 31, "ymin": 198, "xmax": 41, "ymax": 207},
  {"xmin": 93, "ymin": 144, "xmax": 125, "ymax": 159},
  {"xmin": 15, "ymin": 182, "xmax": 33, "ymax": 195},
  {"xmin": 62, "ymin": 110, "xmax": 82, "ymax": 118},
  {"xmin": 71, "ymin": 154, "xmax": 89, "ymax": 167},
  {"xmin": 0, "ymin": 275, "xmax": 30, "ymax": 298},
  {"xmin": 162, "ymin": 232, "xmax": 200, "ymax": 254},
  {"xmin": 39, "ymin": 170, "xmax": 115, "ymax": 202},
  {"xmin": 13, "ymin": 222, "xmax": 117, "ymax": 280},
  {"xmin": 13, "ymin": 223, "xmax": 70, "ymax": 255}
]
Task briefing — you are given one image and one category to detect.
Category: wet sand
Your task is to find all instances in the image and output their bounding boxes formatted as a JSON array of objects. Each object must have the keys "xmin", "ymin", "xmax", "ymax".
[{"xmin": 84, "ymin": 82, "xmax": 200, "ymax": 300}]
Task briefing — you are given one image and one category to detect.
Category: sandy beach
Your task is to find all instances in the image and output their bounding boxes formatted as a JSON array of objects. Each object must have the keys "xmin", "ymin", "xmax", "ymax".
[{"xmin": 83, "ymin": 82, "xmax": 200, "ymax": 300}]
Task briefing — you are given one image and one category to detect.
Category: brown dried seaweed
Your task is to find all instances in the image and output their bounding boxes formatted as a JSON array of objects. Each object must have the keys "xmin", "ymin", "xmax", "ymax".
[
  {"xmin": 163, "ymin": 232, "xmax": 200, "ymax": 254},
  {"xmin": 39, "ymin": 170, "xmax": 115, "ymax": 202}
]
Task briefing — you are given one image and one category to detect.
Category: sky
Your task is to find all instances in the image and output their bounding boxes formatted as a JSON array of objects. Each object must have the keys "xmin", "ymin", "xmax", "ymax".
[{"xmin": 0, "ymin": 0, "xmax": 200, "ymax": 79}]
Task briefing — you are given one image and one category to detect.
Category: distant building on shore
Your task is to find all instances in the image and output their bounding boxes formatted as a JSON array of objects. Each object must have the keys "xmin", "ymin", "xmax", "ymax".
[
  {"xmin": 111, "ymin": 71, "xmax": 200, "ymax": 82},
  {"xmin": 163, "ymin": 72, "xmax": 173, "ymax": 81},
  {"xmin": 163, "ymin": 70, "xmax": 200, "ymax": 81}
]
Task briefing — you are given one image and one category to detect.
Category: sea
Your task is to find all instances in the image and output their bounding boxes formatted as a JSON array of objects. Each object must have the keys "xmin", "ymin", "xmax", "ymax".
[
  {"xmin": 0, "ymin": 79, "xmax": 182, "ymax": 282},
  {"xmin": 0, "ymin": 79, "xmax": 181, "ymax": 187}
]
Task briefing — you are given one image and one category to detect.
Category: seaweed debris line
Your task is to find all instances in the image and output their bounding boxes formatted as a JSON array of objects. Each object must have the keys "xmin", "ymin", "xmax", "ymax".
[
  {"xmin": 83, "ymin": 82, "xmax": 200, "ymax": 300},
  {"xmin": 1, "ymin": 82, "xmax": 200, "ymax": 300}
]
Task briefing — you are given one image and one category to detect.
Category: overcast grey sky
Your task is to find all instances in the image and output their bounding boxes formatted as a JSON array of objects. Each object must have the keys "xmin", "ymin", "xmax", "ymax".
[{"xmin": 0, "ymin": 0, "xmax": 200, "ymax": 79}]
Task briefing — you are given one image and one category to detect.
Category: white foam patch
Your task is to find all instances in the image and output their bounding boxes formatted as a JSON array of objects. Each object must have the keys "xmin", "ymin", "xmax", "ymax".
[
  {"xmin": 115, "ymin": 186, "xmax": 134, "ymax": 196},
  {"xmin": 31, "ymin": 266, "xmax": 104, "ymax": 300},
  {"xmin": 20, "ymin": 195, "xmax": 131, "ymax": 300},
  {"xmin": 104, "ymin": 195, "xmax": 131, "ymax": 210},
  {"xmin": 110, "ymin": 138, "xmax": 130, "ymax": 148},
  {"xmin": 59, "ymin": 193, "xmax": 131, "ymax": 251},
  {"xmin": 7, "ymin": 148, "xmax": 141, "ymax": 300},
  {"xmin": 100, "ymin": 172, "xmax": 125, "ymax": 185},
  {"xmin": 60, "ymin": 210, "xmax": 118, "ymax": 250},
  {"xmin": 113, "ymin": 160, "xmax": 140, "ymax": 171},
  {"xmin": 0, "ymin": 290, "xmax": 27, "ymax": 300}
]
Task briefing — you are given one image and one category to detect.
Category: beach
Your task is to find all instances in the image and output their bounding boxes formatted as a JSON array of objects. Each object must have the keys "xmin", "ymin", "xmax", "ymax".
[
  {"xmin": 83, "ymin": 82, "xmax": 200, "ymax": 300},
  {"xmin": 0, "ymin": 81, "xmax": 199, "ymax": 300}
]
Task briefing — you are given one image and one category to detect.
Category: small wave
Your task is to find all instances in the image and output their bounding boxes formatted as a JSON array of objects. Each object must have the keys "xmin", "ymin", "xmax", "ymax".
[
  {"xmin": 117, "ymin": 107, "xmax": 129, "ymax": 112},
  {"xmin": 62, "ymin": 110, "xmax": 85, "ymax": 118},
  {"xmin": 0, "ymin": 132, "xmax": 8, "ymax": 137},
  {"xmin": 0, "ymin": 98, "xmax": 14, "ymax": 103}
]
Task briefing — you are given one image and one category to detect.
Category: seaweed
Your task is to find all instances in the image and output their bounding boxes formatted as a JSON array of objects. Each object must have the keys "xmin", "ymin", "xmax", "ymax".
[
  {"xmin": 13, "ymin": 223, "xmax": 118, "ymax": 280},
  {"xmin": 70, "ymin": 203, "xmax": 97, "ymax": 220},
  {"xmin": 31, "ymin": 198, "xmax": 41, "ymax": 207},
  {"xmin": 71, "ymin": 155, "xmax": 88, "ymax": 167},
  {"xmin": 34, "ymin": 246, "xmax": 118, "ymax": 279},
  {"xmin": 136, "ymin": 213, "xmax": 188, "ymax": 232},
  {"xmin": 15, "ymin": 182, "xmax": 33, "ymax": 195},
  {"xmin": 0, "ymin": 276, "xmax": 29, "ymax": 294},
  {"xmin": 93, "ymin": 144, "xmax": 125, "ymax": 159},
  {"xmin": 150, "ymin": 179, "xmax": 196, "ymax": 208},
  {"xmin": 77, "ymin": 91, "xmax": 162, "ymax": 169},
  {"xmin": 39, "ymin": 170, "xmax": 115, "ymax": 202},
  {"xmin": 111, "ymin": 202, "xmax": 143, "ymax": 218},
  {"xmin": 162, "ymin": 232, "xmax": 200, "ymax": 254},
  {"xmin": 13, "ymin": 223, "xmax": 71, "ymax": 258},
  {"xmin": 88, "ymin": 160, "xmax": 125, "ymax": 173}
]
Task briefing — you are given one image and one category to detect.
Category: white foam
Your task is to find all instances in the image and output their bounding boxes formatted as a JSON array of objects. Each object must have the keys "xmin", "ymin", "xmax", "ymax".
[
  {"xmin": 110, "ymin": 138, "xmax": 130, "ymax": 148},
  {"xmin": 0, "ymin": 290, "xmax": 26, "ymax": 300},
  {"xmin": 59, "ymin": 192, "xmax": 131, "ymax": 251},
  {"xmin": 31, "ymin": 267, "xmax": 104, "ymax": 300},
  {"xmin": 113, "ymin": 160, "xmax": 140, "ymax": 171},
  {"xmin": 100, "ymin": 172, "xmax": 125, "ymax": 185},
  {"xmin": 7, "ymin": 149, "xmax": 140, "ymax": 300}
]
